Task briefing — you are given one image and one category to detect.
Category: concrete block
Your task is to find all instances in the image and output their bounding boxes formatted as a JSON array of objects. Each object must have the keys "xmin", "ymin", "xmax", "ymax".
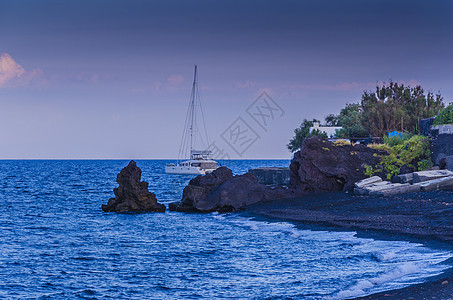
[
  {"xmin": 248, "ymin": 167, "xmax": 290, "ymax": 186},
  {"xmin": 412, "ymin": 170, "xmax": 453, "ymax": 183},
  {"xmin": 391, "ymin": 173, "xmax": 414, "ymax": 184},
  {"xmin": 354, "ymin": 176, "xmax": 382, "ymax": 188},
  {"xmin": 432, "ymin": 125, "xmax": 453, "ymax": 135},
  {"xmin": 354, "ymin": 181, "xmax": 400, "ymax": 195},
  {"xmin": 367, "ymin": 183, "xmax": 411, "ymax": 196},
  {"xmin": 372, "ymin": 183, "xmax": 423, "ymax": 196},
  {"xmin": 420, "ymin": 176, "xmax": 453, "ymax": 192}
]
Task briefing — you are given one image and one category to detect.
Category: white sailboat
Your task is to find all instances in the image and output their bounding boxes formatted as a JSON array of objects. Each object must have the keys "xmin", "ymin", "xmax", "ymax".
[{"xmin": 165, "ymin": 65, "xmax": 218, "ymax": 175}]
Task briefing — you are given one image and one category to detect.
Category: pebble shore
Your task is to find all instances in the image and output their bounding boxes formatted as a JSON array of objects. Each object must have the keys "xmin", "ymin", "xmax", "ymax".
[{"xmin": 247, "ymin": 190, "xmax": 453, "ymax": 299}]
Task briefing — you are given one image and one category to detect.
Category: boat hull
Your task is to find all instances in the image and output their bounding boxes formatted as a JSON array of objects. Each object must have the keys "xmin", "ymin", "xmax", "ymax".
[{"xmin": 165, "ymin": 165, "xmax": 206, "ymax": 175}]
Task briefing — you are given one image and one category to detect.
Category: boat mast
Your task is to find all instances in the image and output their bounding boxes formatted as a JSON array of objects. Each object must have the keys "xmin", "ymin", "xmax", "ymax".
[{"xmin": 189, "ymin": 65, "xmax": 197, "ymax": 157}]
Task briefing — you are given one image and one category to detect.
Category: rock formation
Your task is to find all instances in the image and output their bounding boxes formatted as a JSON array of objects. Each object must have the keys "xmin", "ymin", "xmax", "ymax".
[
  {"xmin": 102, "ymin": 160, "xmax": 166, "ymax": 213},
  {"xmin": 289, "ymin": 136, "xmax": 388, "ymax": 193},
  {"xmin": 170, "ymin": 166, "xmax": 292, "ymax": 213},
  {"xmin": 431, "ymin": 125, "xmax": 453, "ymax": 171}
]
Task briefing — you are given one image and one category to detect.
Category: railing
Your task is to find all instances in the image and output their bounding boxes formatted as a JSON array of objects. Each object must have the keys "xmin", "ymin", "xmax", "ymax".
[{"xmin": 388, "ymin": 131, "xmax": 402, "ymax": 140}]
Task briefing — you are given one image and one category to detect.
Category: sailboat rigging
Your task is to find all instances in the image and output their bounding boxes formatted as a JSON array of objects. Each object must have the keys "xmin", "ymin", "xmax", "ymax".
[{"xmin": 165, "ymin": 65, "xmax": 218, "ymax": 175}]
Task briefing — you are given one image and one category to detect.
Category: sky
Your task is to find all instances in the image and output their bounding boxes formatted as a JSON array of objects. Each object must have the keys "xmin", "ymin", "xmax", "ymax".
[{"xmin": 1, "ymin": 0, "xmax": 452, "ymax": 159}]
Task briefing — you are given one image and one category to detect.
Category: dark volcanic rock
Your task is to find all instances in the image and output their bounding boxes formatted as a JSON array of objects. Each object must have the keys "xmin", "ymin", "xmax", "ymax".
[
  {"xmin": 432, "ymin": 133, "xmax": 453, "ymax": 171},
  {"xmin": 102, "ymin": 160, "xmax": 165, "ymax": 213},
  {"xmin": 172, "ymin": 166, "xmax": 292, "ymax": 213},
  {"xmin": 289, "ymin": 136, "xmax": 387, "ymax": 193}
]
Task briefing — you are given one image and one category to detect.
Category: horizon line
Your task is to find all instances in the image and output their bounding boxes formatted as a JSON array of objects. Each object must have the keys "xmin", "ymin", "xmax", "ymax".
[{"xmin": 0, "ymin": 158, "xmax": 291, "ymax": 161}]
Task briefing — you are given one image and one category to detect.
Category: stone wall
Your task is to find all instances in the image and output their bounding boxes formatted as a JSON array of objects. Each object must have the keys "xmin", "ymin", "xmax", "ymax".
[
  {"xmin": 248, "ymin": 167, "xmax": 290, "ymax": 186},
  {"xmin": 431, "ymin": 125, "xmax": 453, "ymax": 171}
]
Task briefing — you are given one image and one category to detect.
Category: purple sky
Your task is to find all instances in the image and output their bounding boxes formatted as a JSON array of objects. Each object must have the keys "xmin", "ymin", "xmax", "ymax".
[{"xmin": 1, "ymin": 0, "xmax": 452, "ymax": 159}]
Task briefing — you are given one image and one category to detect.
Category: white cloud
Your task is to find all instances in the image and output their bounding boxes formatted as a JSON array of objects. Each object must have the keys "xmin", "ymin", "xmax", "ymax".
[{"xmin": 0, "ymin": 53, "xmax": 43, "ymax": 88}]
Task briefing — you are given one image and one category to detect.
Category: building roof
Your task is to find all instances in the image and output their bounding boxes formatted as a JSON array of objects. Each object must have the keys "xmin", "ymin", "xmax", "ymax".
[{"xmin": 309, "ymin": 122, "xmax": 342, "ymax": 138}]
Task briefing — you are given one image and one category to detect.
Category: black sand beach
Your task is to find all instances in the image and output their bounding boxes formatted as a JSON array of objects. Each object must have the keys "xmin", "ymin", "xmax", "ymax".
[{"xmin": 247, "ymin": 190, "xmax": 453, "ymax": 299}]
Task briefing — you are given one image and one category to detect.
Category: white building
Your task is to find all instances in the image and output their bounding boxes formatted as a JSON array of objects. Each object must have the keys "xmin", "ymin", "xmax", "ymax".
[{"xmin": 309, "ymin": 122, "xmax": 342, "ymax": 138}]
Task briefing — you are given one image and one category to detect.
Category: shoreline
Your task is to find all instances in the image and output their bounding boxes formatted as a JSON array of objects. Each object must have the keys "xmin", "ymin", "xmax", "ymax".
[{"xmin": 245, "ymin": 190, "xmax": 453, "ymax": 299}]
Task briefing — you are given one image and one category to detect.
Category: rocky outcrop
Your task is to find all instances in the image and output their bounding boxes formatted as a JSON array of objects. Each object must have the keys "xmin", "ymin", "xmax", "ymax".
[
  {"xmin": 289, "ymin": 136, "xmax": 388, "ymax": 193},
  {"xmin": 172, "ymin": 166, "xmax": 233, "ymax": 212},
  {"xmin": 431, "ymin": 125, "xmax": 453, "ymax": 171},
  {"xmin": 171, "ymin": 166, "xmax": 292, "ymax": 213},
  {"xmin": 102, "ymin": 160, "xmax": 165, "ymax": 213}
]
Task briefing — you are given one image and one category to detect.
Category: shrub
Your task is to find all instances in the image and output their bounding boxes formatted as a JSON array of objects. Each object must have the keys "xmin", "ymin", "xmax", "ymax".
[
  {"xmin": 366, "ymin": 135, "xmax": 432, "ymax": 179},
  {"xmin": 367, "ymin": 143, "xmax": 391, "ymax": 152},
  {"xmin": 333, "ymin": 139, "xmax": 350, "ymax": 146},
  {"xmin": 383, "ymin": 131, "xmax": 413, "ymax": 147},
  {"xmin": 433, "ymin": 104, "xmax": 453, "ymax": 125}
]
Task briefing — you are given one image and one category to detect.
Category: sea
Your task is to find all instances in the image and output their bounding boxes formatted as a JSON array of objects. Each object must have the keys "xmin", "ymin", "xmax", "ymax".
[{"xmin": 0, "ymin": 159, "xmax": 452, "ymax": 299}]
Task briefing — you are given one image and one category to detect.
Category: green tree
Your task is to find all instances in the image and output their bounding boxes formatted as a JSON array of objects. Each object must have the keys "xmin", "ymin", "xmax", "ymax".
[
  {"xmin": 361, "ymin": 82, "xmax": 444, "ymax": 136},
  {"xmin": 324, "ymin": 114, "xmax": 339, "ymax": 126},
  {"xmin": 433, "ymin": 103, "xmax": 453, "ymax": 125},
  {"xmin": 287, "ymin": 119, "xmax": 327, "ymax": 152},
  {"xmin": 334, "ymin": 103, "xmax": 369, "ymax": 138}
]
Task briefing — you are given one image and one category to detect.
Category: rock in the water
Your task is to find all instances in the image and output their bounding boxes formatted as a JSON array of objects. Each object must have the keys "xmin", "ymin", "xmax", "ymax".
[
  {"xmin": 289, "ymin": 136, "xmax": 387, "ymax": 193},
  {"xmin": 174, "ymin": 166, "xmax": 292, "ymax": 213},
  {"xmin": 174, "ymin": 166, "xmax": 233, "ymax": 212},
  {"xmin": 205, "ymin": 173, "xmax": 268, "ymax": 212},
  {"xmin": 102, "ymin": 160, "xmax": 166, "ymax": 213},
  {"xmin": 168, "ymin": 202, "xmax": 179, "ymax": 212}
]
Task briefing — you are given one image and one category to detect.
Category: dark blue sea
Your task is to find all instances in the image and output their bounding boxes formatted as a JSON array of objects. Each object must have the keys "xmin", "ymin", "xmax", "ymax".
[{"xmin": 0, "ymin": 160, "xmax": 451, "ymax": 299}]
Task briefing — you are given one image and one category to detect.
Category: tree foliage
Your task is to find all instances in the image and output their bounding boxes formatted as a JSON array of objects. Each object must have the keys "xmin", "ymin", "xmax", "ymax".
[
  {"xmin": 287, "ymin": 119, "xmax": 327, "ymax": 152},
  {"xmin": 361, "ymin": 82, "xmax": 444, "ymax": 136},
  {"xmin": 287, "ymin": 81, "xmax": 445, "ymax": 152},
  {"xmin": 334, "ymin": 103, "xmax": 368, "ymax": 138},
  {"xmin": 433, "ymin": 103, "xmax": 453, "ymax": 125},
  {"xmin": 324, "ymin": 114, "xmax": 339, "ymax": 126}
]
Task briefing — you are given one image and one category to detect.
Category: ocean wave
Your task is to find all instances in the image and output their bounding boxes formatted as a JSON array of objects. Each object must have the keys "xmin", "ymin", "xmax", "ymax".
[{"xmin": 329, "ymin": 262, "xmax": 427, "ymax": 299}]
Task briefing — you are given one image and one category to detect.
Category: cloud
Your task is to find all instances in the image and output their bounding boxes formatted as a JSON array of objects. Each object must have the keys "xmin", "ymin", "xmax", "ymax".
[
  {"xmin": 375, "ymin": 79, "xmax": 422, "ymax": 88},
  {"xmin": 235, "ymin": 80, "xmax": 257, "ymax": 89},
  {"xmin": 283, "ymin": 80, "xmax": 424, "ymax": 93},
  {"xmin": 283, "ymin": 81, "xmax": 369, "ymax": 92},
  {"xmin": 0, "ymin": 53, "xmax": 43, "ymax": 88},
  {"xmin": 0, "ymin": 53, "xmax": 25, "ymax": 85},
  {"xmin": 167, "ymin": 74, "xmax": 184, "ymax": 85},
  {"xmin": 258, "ymin": 87, "xmax": 274, "ymax": 96},
  {"xmin": 149, "ymin": 74, "xmax": 185, "ymax": 93},
  {"xmin": 75, "ymin": 72, "xmax": 101, "ymax": 84}
]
